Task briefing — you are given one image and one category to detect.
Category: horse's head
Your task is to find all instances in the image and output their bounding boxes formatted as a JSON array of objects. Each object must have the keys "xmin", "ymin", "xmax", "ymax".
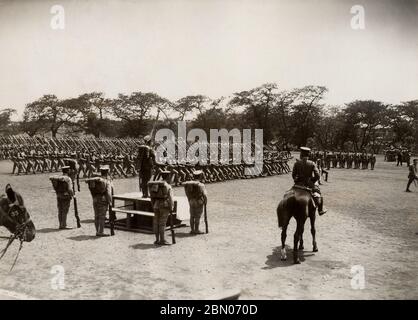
[{"xmin": 0, "ymin": 194, "xmax": 36, "ymax": 242}]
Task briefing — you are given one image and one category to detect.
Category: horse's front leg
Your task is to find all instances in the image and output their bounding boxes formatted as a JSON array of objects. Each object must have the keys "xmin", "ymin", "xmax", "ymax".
[
  {"xmin": 281, "ymin": 225, "xmax": 288, "ymax": 261},
  {"xmin": 310, "ymin": 213, "xmax": 318, "ymax": 252}
]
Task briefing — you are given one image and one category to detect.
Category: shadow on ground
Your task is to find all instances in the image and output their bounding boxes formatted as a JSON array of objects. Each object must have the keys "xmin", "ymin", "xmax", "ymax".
[
  {"xmin": 263, "ymin": 246, "xmax": 316, "ymax": 269},
  {"xmin": 67, "ymin": 235, "xmax": 100, "ymax": 241}
]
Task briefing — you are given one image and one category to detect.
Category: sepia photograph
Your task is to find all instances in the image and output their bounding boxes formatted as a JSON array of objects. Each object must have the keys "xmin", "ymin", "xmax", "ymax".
[{"xmin": 0, "ymin": 0, "xmax": 417, "ymax": 304}]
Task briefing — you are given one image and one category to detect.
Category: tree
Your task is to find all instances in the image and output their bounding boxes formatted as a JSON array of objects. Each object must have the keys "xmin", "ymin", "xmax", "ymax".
[
  {"xmin": 341, "ymin": 100, "xmax": 388, "ymax": 151},
  {"xmin": 112, "ymin": 92, "xmax": 170, "ymax": 137},
  {"xmin": 173, "ymin": 95, "xmax": 210, "ymax": 121},
  {"xmin": 22, "ymin": 95, "xmax": 83, "ymax": 137},
  {"xmin": 0, "ymin": 108, "xmax": 16, "ymax": 134},
  {"xmin": 78, "ymin": 92, "xmax": 114, "ymax": 137},
  {"xmin": 290, "ymin": 86, "xmax": 328, "ymax": 147},
  {"xmin": 229, "ymin": 83, "xmax": 279, "ymax": 142}
]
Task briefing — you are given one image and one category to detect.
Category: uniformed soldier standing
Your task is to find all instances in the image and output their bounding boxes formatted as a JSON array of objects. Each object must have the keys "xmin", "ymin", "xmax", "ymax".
[
  {"xmin": 292, "ymin": 147, "xmax": 327, "ymax": 215},
  {"xmin": 406, "ymin": 159, "xmax": 418, "ymax": 192},
  {"xmin": 50, "ymin": 166, "xmax": 74, "ymax": 229},
  {"xmin": 184, "ymin": 170, "xmax": 208, "ymax": 235},
  {"xmin": 149, "ymin": 171, "xmax": 174, "ymax": 245},
  {"xmin": 92, "ymin": 166, "xmax": 113, "ymax": 236},
  {"xmin": 137, "ymin": 135, "xmax": 156, "ymax": 198}
]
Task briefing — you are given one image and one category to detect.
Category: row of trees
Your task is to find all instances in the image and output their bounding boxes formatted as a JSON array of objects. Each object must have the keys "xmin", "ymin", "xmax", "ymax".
[{"xmin": 0, "ymin": 83, "xmax": 417, "ymax": 152}]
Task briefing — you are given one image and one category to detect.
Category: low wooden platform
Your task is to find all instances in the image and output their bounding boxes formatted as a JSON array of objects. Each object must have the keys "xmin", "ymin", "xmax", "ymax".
[{"xmin": 105, "ymin": 192, "xmax": 189, "ymax": 233}]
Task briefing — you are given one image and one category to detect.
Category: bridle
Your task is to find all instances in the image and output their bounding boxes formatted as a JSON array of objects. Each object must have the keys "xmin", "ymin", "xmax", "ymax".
[{"xmin": 0, "ymin": 204, "xmax": 31, "ymax": 271}]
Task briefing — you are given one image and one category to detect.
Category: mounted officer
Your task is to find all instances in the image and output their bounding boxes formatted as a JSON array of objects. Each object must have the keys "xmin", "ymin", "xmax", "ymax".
[{"xmin": 292, "ymin": 147, "xmax": 327, "ymax": 215}]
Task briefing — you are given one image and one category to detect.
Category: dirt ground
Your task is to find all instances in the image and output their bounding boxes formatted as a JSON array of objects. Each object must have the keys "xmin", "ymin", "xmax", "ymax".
[{"xmin": 0, "ymin": 155, "xmax": 417, "ymax": 300}]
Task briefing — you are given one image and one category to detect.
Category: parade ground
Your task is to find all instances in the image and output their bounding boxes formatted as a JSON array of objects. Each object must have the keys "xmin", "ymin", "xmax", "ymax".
[{"xmin": 0, "ymin": 155, "xmax": 417, "ymax": 300}]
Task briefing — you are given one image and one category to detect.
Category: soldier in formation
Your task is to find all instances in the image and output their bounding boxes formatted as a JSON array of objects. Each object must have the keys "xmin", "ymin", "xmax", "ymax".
[
  {"xmin": 86, "ymin": 165, "xmax": 113, "ymax": 236},
  {"xmin": 148, "ymin": 171, "xmax": 174, "ymax": 245},
  {"xmin": 50, "ymin": 166, "xmax": 74, "ymax": 229},
  {"xmin": 183, "ymin": 171, "xmax": 208, "ymax": 235}
]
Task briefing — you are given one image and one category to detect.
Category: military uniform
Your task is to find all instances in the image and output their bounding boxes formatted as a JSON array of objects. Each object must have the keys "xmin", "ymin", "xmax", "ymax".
[
  {"xmin": 92, "ymin": 166, "xmax": 113, "ymax": 236},
  {"xmin": 51, "ymin": 167, "xmax": 74, "ymax": 229},
  {"xmin": 292, "ymin": 147, "xmax": 326, "ymax": 215},
  {"xmin": 149, "ymin": 172, "xmax": 174, "ymax": 245},
  {"xmin": 406, "ymin": 160, "xmax": 418, "ymax": 192},
  {"xmin": 137, "ymin": 136, "xmax": 155, "ymax": 198},
  {"xmin": 184, "ymin": 171, "xmax": 208, "ymax": 234}
]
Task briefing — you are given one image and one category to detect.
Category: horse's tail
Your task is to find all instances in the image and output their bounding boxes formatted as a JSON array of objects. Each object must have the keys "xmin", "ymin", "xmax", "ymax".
[{"xmin": 277, "ymin": 199, "xmax": 288, "ymax": 229}]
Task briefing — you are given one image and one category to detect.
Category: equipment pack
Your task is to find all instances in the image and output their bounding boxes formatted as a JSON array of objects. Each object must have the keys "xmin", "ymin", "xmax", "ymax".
[
  {"xmin": 85, "ymin": 177, "xmax": 107, "ymax": 195},
  {"xmin": 50, "ymin": 175, "xmax": 71, "ymax": 194},
  {"xmin": 148, "ymin": 181, "xmax": 170, "ymax": 199},
  {"xmin": 183, "ymin": 181, "xmax": 204, "ymax": 199}
]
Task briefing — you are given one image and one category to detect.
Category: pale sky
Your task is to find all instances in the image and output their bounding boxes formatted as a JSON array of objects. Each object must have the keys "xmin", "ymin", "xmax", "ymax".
[{"xmin": 0, "ymin": 0, "xmax": 417, "ymax": 119}]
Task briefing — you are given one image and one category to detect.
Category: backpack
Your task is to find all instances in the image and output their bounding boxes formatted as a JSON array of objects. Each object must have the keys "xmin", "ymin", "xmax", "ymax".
[
  {"xmin": 50, "ymin": 176, "xmax": 71, "ymax": 194},
  {"xmin": 148, "ymin": 181, "xmax": 170, "ymax": 199},
  {"xmin": 86, "ymin": 177, "xmax": 107, "ymax": 195},
  {"xmin": 183, "ymin": 181, "xmax": 203, "ymax": 200}
]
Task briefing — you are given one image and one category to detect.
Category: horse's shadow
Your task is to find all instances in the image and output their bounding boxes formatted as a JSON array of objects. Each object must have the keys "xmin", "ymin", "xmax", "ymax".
[{"xmin": 263, "ymin": 246, "xmax": 315, "ymax": 269}]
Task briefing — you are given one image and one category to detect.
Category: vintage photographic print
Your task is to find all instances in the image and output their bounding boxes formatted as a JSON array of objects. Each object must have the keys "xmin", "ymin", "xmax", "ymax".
[{"xmin": 0, "ymin": 0, "xmax": 417, "ymax": 303}]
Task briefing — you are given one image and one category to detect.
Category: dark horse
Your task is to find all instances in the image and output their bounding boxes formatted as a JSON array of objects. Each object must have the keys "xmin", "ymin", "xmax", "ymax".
[
  {"xmin": 0, "ymin": 193, "xmax": 36, "ymax": 266},
  {"xmin": 276, "ymin": 186, "xmax": 317, "ymax": 264}
]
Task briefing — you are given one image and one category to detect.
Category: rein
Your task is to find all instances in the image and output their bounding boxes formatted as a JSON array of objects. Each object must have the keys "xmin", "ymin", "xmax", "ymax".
[{"xmin": 0, "ymin": 207, "xmax": 31, "ymax": 271}]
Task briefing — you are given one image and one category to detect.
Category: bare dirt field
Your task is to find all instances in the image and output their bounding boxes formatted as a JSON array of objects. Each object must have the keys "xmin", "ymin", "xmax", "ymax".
[{"xmin": 0, "ymin": 155, "xmax": 417, "ymax": 300}]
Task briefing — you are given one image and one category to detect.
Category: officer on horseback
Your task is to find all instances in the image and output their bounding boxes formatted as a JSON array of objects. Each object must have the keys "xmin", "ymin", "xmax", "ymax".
[{"xmin": 292, "ymin": 147, "xmax": 327, "ymax": 215}]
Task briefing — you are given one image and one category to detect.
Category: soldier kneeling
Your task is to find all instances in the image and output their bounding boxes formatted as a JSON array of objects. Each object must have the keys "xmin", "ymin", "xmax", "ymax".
[
  {"xmin": 183, "ymin": 170, "xmax": 207, "ymax": 235},
  {"xmin": 148, "ymin": 171, "xmax": 174, "ymax": 245}
]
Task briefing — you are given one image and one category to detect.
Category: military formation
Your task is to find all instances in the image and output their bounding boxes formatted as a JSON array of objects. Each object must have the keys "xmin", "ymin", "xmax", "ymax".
[
  {"xmin": 1, "ymin": 136, "xmax": 292, "ymax": 184},
  {"xmin": 308, "ymin": 150, "xmax": 377, "ymax": 171},
  {"xmin": 13, "ymin": 134, "xmax": 288, "ymax": 243}
]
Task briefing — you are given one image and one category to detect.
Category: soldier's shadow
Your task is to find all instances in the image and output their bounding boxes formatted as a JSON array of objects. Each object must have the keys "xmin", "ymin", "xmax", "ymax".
[
  {"xmin": 174, "ymin": 232, "xmax": 196, "ymax": 238},
  {"xmin": 263, "ymin": 246, "xmax": 315, "ymax": 269},
  {"xmin": 80, "ymin": 219, "xmax": 95, "ymax": 224},
  {"xmin": 37, "ymin": 228, "xmax": 63, "ymax": 234},
  {"xmin": 130, "ymin": 243, "xmax": 158, "ymax": 250},
  {"xmin": 67, "ymin": 235, "xmax": 100, "ymax": 241}
]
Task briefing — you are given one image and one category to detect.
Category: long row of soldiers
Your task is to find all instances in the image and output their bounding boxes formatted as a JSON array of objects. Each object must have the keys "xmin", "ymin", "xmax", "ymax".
[
  {"xmin": 309, "ymin": 150, "xmax": 377, "ymax": 171},
  {"xmin": 3, "ymin": 136, "xmax": 292, "ymax": 185}
]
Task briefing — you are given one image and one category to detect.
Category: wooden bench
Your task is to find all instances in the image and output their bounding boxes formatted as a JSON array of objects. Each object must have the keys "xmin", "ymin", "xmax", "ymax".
[{"xmin": 106, "ymin": 192, "xmax": 187, "ymax": 233}]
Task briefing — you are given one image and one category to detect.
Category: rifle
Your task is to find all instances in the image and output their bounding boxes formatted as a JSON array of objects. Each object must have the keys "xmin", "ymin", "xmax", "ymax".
[
  {"xmin": 72, "ymin": 181, "xmax": 81, "ymax": 228},
  {"xmin": 204, "ymin": 201, "xmax": 209, "ymax": 234},
  {"xmin": 169, "ymin": 209, "xmax": 176, "ymax": 244},
  {"xmin": 109, "ymin": 187, "xmax": 115, "ymax": 236}
]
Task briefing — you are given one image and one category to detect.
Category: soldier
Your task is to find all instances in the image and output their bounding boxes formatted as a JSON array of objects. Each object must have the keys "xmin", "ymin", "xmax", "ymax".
[
  {"xmin": 50, "ymin": 166, "xmax": 74, "ymax": 229},
  {"xmin": 137, "ymin": 135, "xmax": 156, "ymax": 198},
  {"xmin": 406, "ymin": 159, "xmax": 418, "ymax": 192},
  {"xmin": 184, "ymin": 170, "xmax": 208, "ymax": 235},
  {"xmin": 86, "ymin": 166, "xmax": 113, "ymax": 236},
  {"xmin": 292, "ymin": 147, "xmax": 327, "ymax": 215},
  {"xmin": 370, "ymin": 153, "xmax": 376, "ymax": 170},
  {"xmin": 148, "ymin": 171, "xmax": 174, "ymax": 245}
]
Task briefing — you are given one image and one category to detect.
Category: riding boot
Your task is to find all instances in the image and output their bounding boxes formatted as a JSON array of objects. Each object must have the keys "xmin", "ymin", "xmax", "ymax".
[{"xmin": 316, "ymin": 197, "xmax": 327, "ymax": 216}]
